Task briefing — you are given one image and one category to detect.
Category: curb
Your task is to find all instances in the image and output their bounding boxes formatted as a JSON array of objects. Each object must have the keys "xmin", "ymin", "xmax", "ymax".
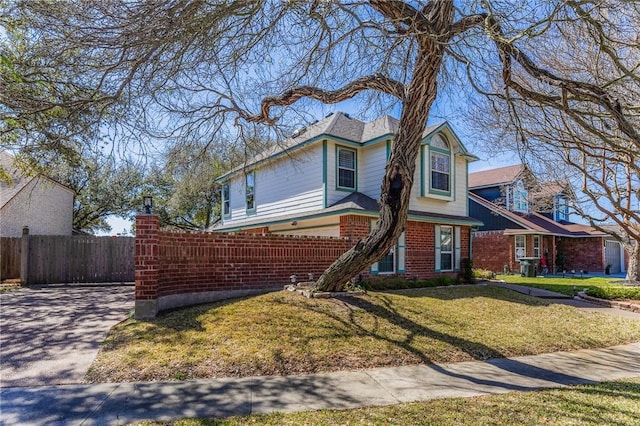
[{"xmin": 577, "ymin": 292, "xmax": 640, "ymax": 313}]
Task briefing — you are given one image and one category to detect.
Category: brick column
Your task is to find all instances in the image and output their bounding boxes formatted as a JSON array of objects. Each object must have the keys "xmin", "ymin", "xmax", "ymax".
[{"xmin": 135, "ymin": 214, "xmax": 160, "ymax": 319}]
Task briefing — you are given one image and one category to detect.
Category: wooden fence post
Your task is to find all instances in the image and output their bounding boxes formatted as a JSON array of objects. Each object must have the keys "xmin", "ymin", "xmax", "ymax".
[{"xmin": 20, "ymin": 226, "xmax": 29, "ymax": 285}]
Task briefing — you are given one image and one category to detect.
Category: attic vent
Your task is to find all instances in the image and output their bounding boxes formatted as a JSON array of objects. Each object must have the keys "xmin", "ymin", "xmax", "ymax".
[
  {"xmin": 325, "ymin": 112, "xmax": 334, "ymax": 118},
  {"xmin": 291, "ymin": 127, "xmax": 307, "ymax": 138},
  {"xmin": 343, "ymin": 113, "xmax": 350, "ymax": 118}
]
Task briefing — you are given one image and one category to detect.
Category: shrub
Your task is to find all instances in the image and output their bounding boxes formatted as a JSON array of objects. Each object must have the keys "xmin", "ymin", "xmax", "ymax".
[
  {"xmin": 473, "ymin": 269, "xmax": 496, "ymax": 280},
  {"xmin": 360, "ymin": 275, "xmax": 462, "ymax": 291},
  {"xmin": 586, "ymin": 286, "xmax": 640, "ymax": 301},
  {"xmin": 460, "ymin": 258, "xmax": 474, "ymax": 283}
]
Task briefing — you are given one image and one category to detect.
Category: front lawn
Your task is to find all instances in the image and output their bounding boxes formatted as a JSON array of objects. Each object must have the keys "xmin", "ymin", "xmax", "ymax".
[
  {"xmin": 497, "ymin": 275, "xmax": 640, "ymax": 301},
  {"xmin": 141, "ymin": 378, "xmax": 640, "ymax": 425},
  {"xmin": 86, "ymin": 286, "xmax": 640, "ymax": 383}
]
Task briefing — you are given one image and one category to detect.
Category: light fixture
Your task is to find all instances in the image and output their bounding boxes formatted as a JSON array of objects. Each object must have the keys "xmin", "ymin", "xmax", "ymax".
[{"xmin": 143, "ymin": 196, "xmax": 153, "ymax": 214}]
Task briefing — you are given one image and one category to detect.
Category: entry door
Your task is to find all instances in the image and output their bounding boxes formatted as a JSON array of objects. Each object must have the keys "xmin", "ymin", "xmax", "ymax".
[{"xmin": 604, "ymin": 240, "xmax": 621, "ymax": 274}]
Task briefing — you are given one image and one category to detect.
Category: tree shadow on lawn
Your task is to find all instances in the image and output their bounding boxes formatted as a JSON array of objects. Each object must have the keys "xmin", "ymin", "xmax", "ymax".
[
  {"xmin": 289, "ymin": 294, "xmax": 591, "ymax": 390},
  {"xmin": 385, "ymin": 284, "xmax": 553, "ymax": 307}
]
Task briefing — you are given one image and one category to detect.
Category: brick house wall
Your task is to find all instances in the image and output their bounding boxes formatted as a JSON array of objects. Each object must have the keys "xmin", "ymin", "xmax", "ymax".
[
  {"xmin": 471, "ymin": 231, "xmax": 512, "ymax": 273},
  {"xmin": 557, "ymin": 237, "xmax": 605, "ymax": 273},
  {"xmin": 135, "ymin": 214, "xmax": 473, "ymax": 318}
]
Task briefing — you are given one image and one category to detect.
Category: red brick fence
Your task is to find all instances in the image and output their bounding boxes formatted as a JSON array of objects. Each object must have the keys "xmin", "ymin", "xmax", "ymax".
[{"xmin": 135, "ymin": 215, "xmax": 353, "ymax": 319}]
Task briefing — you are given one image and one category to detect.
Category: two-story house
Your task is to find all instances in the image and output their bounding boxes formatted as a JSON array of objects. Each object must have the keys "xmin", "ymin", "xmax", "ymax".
[
  {"xmin": 214, "ymin": 112, "xmax": 482, "ymax": 278},
  {"xmin": 469, "ymin": 164, "xmax": 627, "ymax": 275}
]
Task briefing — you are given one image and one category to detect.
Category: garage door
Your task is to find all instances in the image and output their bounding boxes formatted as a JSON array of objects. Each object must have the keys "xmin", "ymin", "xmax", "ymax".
[{"xmin": 604, "ymin": 240, "xmax": 621, "ymax": 274}]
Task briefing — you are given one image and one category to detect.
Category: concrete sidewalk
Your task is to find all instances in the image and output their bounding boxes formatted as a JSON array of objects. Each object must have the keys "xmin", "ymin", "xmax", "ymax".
[
  {"xmin": 488, "ymin": 281, "xmax": 640, "ymax": 319},
  {"xmin": 2, "ymin": 342, "xmax": 640, "ymax": 425},
  {"xmin": 488, "ymin": 281, "xmax": 573, "ymax": 299}
]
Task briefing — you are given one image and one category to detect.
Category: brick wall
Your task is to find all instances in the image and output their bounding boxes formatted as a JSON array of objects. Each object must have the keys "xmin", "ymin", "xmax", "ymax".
[
  {"xmin": 339, "ymin": 215, "xmax": 370, "ymax": 240},
  {"xmin": 135, "ymin": 214, "xmax": 473, "ymax": 318},
  {"xmin": 472, "ymin": 231, "xmax": 512, "ymax": 273},
  {"xmin": 135, "ymin": 214, "xmax": 354, "ymax": 318},
  {"xmin": 557, "ymin": 237, "xmax": 604, "ymax": 273},
  {"xmin": 135, "ymin": 215, "xmax": 160, "ymax": 303}
]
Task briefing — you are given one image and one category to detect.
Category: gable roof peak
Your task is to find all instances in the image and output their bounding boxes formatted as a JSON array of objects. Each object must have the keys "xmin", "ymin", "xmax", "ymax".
[{"xmin": 469, "ymin": 164, "xmax": 526, "ymax": 189}]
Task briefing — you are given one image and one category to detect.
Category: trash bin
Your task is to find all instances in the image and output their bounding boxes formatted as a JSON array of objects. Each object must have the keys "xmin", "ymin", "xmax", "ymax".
[{"xmin": 519, "ymin": 257, "xmax": 538, "ymax": 277}]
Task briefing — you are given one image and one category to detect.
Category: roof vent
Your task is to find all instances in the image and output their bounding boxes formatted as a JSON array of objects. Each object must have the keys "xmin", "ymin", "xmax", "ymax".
[
  {"xmin": 325, "ymin": 112, "xmax": 334, "ymax": 118},
  {"xmin": 343, "ymin": 113, "xmax": 350, "ymax": 118},
  {"xmin": 291, "ymin": 127, "xmax": 307, "ymax": 138}
]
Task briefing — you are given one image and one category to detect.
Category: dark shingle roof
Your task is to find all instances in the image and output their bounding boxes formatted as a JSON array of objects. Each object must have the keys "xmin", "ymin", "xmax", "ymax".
[{"xmin": 469, "ymin": 164, "xmax": 524, "ymax": 189}]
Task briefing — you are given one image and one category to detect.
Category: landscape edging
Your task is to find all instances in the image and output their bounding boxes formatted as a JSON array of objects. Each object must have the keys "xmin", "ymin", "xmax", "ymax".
[{"xmin": 577, "ymin": 291, "xmax": 640, "ymax": 313}]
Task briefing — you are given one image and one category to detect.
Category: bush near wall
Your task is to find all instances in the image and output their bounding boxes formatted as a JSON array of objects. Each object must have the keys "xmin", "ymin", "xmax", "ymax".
[
  {"xmin": 360, "ymin": 275, "xmax": 465, "ymax": 291},
  {"xmin": 586, "ymin": 286, "xmax": 640, "ymax": 301}
]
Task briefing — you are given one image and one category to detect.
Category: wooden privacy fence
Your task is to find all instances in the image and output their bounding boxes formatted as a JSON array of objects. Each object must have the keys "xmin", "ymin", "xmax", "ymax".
[
  {"xmin": 1, "ymin": 237, "xmax": 21, "ymax": 280},
  {"xmin": 1, "ymin": 231, "xmax": 134, "ymax": 284}
]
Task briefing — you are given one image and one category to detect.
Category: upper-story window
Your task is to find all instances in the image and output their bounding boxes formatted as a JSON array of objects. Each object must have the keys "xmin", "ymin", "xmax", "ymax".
[
  {"xmin": 513, "ymin": 180, "xmax": 528, "ymax": 212},
  {"xmin": 222, "ymin": 183, "xmax": 230, "ymax": 219},
  {"xmin": 555, "ymin": 195, "xmax": 569, "ymax": 221},
  {"xmin": 430, "ymin": 134, "xmax": 451, "ymax": 194},
  {"xmin": 337, "ymin": 146, "xmax": 356, "ymax": 190},
  {"xmin": 246, "ymin": 172, "xmax": 255, "ymax": 212}
]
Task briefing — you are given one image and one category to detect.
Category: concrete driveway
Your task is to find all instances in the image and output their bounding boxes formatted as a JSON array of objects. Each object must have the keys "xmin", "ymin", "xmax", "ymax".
[{"xmin": 0, "ymin": 284, "xmax": 134, "ymax": 387}]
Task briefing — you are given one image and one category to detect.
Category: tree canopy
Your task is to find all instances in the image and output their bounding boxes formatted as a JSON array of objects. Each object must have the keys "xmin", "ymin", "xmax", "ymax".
[{"xmin": 2, "ymin": 1, "xmax": 638, "ymax": 284}]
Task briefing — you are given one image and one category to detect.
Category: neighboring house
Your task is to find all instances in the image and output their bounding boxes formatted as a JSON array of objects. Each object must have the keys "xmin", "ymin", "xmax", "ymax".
[
  {"xmin": 0, "ymin": 151, "xmax": 74, "ymax": 237},
  {"xmin": 469, "ymin": 164, "xmax": 626, "ymax": 275},
  {"xmin": 214, "ymin": 112, "xmax": 482, "ymax": 278}
]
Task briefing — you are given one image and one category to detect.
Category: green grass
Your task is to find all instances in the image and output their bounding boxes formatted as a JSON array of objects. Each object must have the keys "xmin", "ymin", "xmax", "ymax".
[
  {"xmin": 86, "ymin": 286, "xmax": 640, "ymax": 383},
  {"xmin": 137, "ymin": 378, "xmax": 640, "ymax": 425},
  {"xmin": 0, "ymin": 283, "xmax": 20, "ymax": 293},
  {"xmin": 496, "ymin": 275, "xmax": 639, "ymax": 300}
]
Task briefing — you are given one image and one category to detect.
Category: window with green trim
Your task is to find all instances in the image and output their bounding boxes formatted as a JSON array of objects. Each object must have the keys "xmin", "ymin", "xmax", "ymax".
[
  {"xmin": 222, "ymin": 183, "xmax": 230, "ymax": 218},
  {"xmin": 246, "ymin": 172, "xmax": 255, "ymax": 211},
  {"xmin": 337, "ymin": 147, "xmax": 356, "ymax": 190},
  {"xmin": 429, "ymin": 134, "xmax": 451, "ymax": 194},
  {"xmin": 440, "ymin": 225, "xmax": 453, "ymax": 271},
  {"xmin": 378, "ymin": 248, "xmax": 395, "ymax": 273}
]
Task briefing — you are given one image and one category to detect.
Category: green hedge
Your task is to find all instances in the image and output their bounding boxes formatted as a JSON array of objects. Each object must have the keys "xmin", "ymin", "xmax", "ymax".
[
  {"xmin": 586, "ymin": 286, "xmax": 640, "ymax": 301},
  {"xmin": 360, "ymin": 275, "xmax": 464, "ymax": 291}
]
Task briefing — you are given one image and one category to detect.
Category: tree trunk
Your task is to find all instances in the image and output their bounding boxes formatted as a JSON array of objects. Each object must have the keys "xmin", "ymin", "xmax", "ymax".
[
  {"xmin": 313, "ymin": 4, "xmax": 454, "ymax": 292},
  {"xmin": 625, "ymin": 241, "xmax": 640, "ymax": 283}
]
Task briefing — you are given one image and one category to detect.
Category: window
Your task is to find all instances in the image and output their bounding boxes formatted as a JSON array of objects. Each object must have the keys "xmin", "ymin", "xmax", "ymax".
[
  {"xmin": 440, "ymin": 226, "xmax": 453, "ymax": 271},
  {"xmin": 378, "ymin": 247, "xmax": 395, "ymax": 273},
  {"xmin": 337, "ymin": 147, "xmax": 356, "ymax": 190},
  {"xmin": 246, "ymin": 172, "xmax": 255, "ymax": 211},
  {"xmin": 533, "ymin": 235, "xmax": 540, "ymax": 258},
  {"xmin": 370, "ymin": 220, "xmax": 406, "ymax": 274},
  {"xmin": 513, "ymin": 180, "xmax": 528, "ymax": 212},
  {"xmin": 555, "ymin": 196, "xmax": 569, "ymax": 221},
  {"xmin": 515, "ymin": 235, "xmax": 526, "ymax": 261},
  {"xmin": 429, "ymin": 134, "xmax": 451, "ymax": 194},
  {"xmin": 222, "ymin": 183, "xmax": 230, "ymax": 218}
]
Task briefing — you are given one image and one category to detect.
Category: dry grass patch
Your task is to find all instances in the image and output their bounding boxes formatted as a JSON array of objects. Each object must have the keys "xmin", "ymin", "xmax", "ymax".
[{"xmin": 86, "ymin": 286, "xmax": 640, "ymax": 383}]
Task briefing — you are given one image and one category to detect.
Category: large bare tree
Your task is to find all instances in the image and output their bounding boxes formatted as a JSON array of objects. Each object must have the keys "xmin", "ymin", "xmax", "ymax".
[
  {"xmin": 465, "ymin": 2, "xmax": 640, "ymax": 281},
  {"xmin": 2, "ymin": 1, "xmax": 638, "ymax": 289}
]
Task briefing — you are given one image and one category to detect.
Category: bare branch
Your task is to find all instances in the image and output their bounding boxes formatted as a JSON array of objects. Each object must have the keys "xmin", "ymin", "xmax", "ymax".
[{"xmin": 241, "ymin": 74, "xmax": 406, "ymax": 125}]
